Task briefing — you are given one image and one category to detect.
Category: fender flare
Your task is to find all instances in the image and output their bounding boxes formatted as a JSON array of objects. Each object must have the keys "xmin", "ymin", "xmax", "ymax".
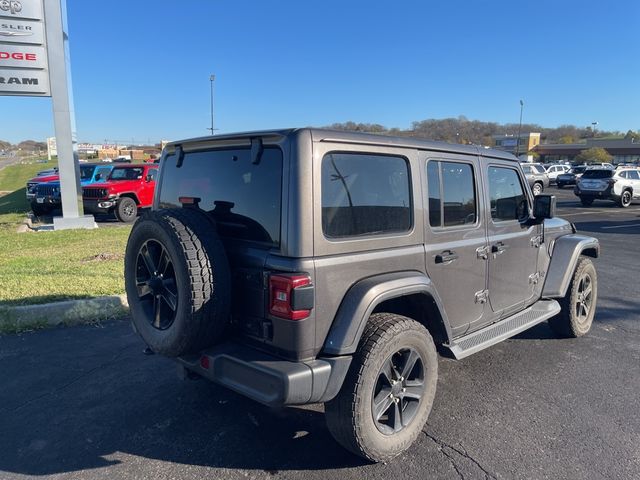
[
  {"xmin": 542, "ymin": 234, "xmax": 599, "ymax": 298},
  {"xmin": 118, "ymin": 192, "xmax": 140, "ymax": 205},
  {"xmin": 322, "ymin": 271, "xmax": 451, "ymax": 356}
]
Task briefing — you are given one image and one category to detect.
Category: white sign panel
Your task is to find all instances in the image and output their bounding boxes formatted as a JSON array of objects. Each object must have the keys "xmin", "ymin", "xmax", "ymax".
[
  {"xmin": 0, "ymin": 18, "xmax": 44, "ymax": 44},
  {"xmin": 0, "ymin": 0, "xmax": 43, "ymax": 20},
  {"xmin": 0, "ymin": 0, "xmax": 49, "ymax": 96},
  {"xmin": 0, "ymin": 67, "xmax": 47, "ymax": 93},
  {"xmin": 47, "ymin": 136, "xmax": 57, "ymax": 156},
  {"xmin": 0, "ymin": 44, "xmax": 46, "ymax": 68}
]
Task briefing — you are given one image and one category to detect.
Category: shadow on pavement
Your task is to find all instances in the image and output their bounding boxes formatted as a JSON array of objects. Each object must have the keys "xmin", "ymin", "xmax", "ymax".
[
  {"xmin": 0, "ymin": 324, "xmax": 366, "ymax": 476},
  {"xmin": 574, "ymin": 218, "xmax": 640, "ymax": 235}
]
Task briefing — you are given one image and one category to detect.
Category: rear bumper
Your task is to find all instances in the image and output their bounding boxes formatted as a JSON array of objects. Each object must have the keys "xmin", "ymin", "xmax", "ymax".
[
  {"xmin": 574, "ymin": 186, "xmax": 613, "ymax": 199},
  {"xmin": 557, "ymin": 179, "xmax": 575, "ymax": 186},
  {"xmin": 177, "ymin": 342, "xmax": 351, "ymax": 407}
]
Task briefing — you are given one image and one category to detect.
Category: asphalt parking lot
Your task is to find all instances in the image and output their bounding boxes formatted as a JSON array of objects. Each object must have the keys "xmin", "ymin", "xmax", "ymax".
[{"xmin": 1, "ymin": 186, "xmax": 639, "ymax": 480}]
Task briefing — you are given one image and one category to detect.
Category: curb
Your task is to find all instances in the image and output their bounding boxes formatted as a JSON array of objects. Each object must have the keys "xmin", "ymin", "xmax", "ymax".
[{"xmin": 0, "ymin": 295, "xmax": 129, "ymax": 334}]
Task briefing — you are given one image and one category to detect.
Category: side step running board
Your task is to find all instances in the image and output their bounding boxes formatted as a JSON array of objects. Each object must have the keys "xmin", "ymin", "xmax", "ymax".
[{"xmin": 447, "ymin": 299, "xmax": 561, "ymax": 359}]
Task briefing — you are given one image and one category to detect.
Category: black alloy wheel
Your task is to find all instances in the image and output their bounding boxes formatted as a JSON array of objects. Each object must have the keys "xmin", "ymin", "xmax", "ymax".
[
  {"xmin": 620, "ymin": 190, "xmax": 632, "ymax": 208},
  {"xmin": 135, "ymin": 239, "xmax": 178, "ymax": 330},
  {"xmin": 574, "ymin": 271, "xmax": 594, "ymax": 328},
  {"xmin": 372, "ymin": 348, "xmax": 425, "ymax": 435}
]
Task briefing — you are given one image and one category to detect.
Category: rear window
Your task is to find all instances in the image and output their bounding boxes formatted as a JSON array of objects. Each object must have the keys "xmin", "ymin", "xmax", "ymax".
[
  {"xmin": 582, "ymin": 169, "xmax": 613, "ymax": 179},
  {"xmin": 159, "ymin": 147, "xmax": 282, "ymax": 246},
  {"xmin": 321, "ymin": 153, "xmax": 411, "ymax": 238}
]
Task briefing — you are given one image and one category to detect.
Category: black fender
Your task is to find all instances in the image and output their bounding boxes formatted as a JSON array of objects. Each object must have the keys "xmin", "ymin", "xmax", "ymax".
[
  {"xmin": 322, "ymin": 271, "xmax": 451, "ymax": 356},
  {"xmin": 542, "ymin": 234, "xmax": 599, "ymax": 298}
]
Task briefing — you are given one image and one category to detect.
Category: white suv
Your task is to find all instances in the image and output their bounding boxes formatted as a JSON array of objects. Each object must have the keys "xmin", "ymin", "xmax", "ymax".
[
  {"xmin": 545, "ymin": 164, "xmax": 571, "ymax": 184},
  {"xmin": 575, "ymin": 167, "xmax": 640, "ymax": 207}
]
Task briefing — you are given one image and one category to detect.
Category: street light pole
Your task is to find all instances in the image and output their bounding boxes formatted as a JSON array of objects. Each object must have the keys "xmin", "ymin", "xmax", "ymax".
[
  {"xmin": 208, "ymin": 74, "xmax": 215, "ymax": 135},
  {"xmin": 516, "ymin": 99, "xmax": 524, "ymax": 159}
]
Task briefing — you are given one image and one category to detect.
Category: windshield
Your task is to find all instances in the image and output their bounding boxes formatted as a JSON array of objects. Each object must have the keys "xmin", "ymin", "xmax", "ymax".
[
  {"xmin": 571, "ymin": 167, "xmax": 587, "ymax": 174},
  {"xmin": 80, "ymin": 165, "xmax": 96, "ymax": 181},
  {"xmin": 582, "ymin": 169, "xmax": 613, "ymax": 179},
  {"xmin": 109, "ymin": 167, "xmax": 144, "ymax": 180}
]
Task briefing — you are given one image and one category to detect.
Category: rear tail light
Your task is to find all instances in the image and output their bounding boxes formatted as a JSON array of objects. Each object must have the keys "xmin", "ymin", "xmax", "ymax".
[
  {"xmin": 269, "ymin": 274, "xmax": 314, "ymax": 320},
  {"xmin": 607, "ymin": 179, "xmax": 617, "ymax": 186}
]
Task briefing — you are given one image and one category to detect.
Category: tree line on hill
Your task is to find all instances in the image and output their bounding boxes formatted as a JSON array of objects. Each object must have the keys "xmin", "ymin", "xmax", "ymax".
[
  {"xmin": 324, "ymin": 116, "xmax": 639, "ymax": 148},
  {"xmin": 2, "ymin": 119, "xmax": 638, "ymax": 153},
  {"xmin": 0, "ymin": 140, "xmax": 47, "ymax": 152}
]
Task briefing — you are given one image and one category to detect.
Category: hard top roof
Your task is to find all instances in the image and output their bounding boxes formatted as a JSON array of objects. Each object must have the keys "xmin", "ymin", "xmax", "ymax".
[
  {"xmin": 110, "ymin": 163, "xmax": 156, "ymax": 168},
  {"xmin": 167, "ymin": 128, "xmax": 517, "ymax": 162}
]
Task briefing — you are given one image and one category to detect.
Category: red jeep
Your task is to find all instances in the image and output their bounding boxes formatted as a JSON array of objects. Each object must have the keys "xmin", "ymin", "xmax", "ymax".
[{"xmin": 82, "ymin": 164, "xmax": 158, "ymax": 222}]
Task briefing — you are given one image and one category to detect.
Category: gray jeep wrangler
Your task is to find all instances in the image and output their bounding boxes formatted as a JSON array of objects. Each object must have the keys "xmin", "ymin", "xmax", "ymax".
[{"xmin": 124, "ymin": 128, "xmax": 599, "ymax": 462}]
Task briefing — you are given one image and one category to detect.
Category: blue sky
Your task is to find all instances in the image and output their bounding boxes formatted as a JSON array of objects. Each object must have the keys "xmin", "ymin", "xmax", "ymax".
[{"xmin": 1, "ymin": 0, "xmax": 639, "ymax": 144}]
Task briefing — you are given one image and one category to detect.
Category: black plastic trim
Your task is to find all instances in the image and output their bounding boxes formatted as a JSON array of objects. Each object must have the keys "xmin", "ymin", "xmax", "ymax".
[{"xmin": 177, "ymin": 342, "xmax": 351, "ymax": 406}]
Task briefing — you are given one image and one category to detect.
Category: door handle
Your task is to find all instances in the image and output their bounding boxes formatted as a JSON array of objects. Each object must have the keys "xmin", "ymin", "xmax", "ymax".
[
  {"xmin": 435, "ymin": 250, "xmax": 459, "ymax": 264},
  {"xmin": 491, "ymin": 243, "xmax": 507, "ymax": 255}
]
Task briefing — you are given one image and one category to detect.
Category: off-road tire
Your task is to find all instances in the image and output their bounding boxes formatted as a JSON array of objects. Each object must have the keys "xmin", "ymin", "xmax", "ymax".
[
  {"xmin": 549, "ymin": 257, "xmax": 597, "ymax": 338},
  {"xmin": 580, "ymin": 197, "xmax": 594, "ymax": 207},
  {"xmin": 325, "ymin": 313, "xmax": 438, "ymax": 462},
  {"xmin": 618, "ymin": 190, "xmax": 632, "ymax": 208},
  {"xmin": 124, "ymin": 208, "xmax": 231, "ymax": 356},
  {"xmin": 532, "ymin": 182, "xmax": 543, "ymax": 196},
  {"xmin": 115, "ymin": 196, "xmax": 138, "ymax": 223}
]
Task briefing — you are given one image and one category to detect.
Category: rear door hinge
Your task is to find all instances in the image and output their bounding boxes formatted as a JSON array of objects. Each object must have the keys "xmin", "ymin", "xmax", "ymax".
[{"xmin": 474, "ymin": 289, "xmax": 489, "ymax": 304}]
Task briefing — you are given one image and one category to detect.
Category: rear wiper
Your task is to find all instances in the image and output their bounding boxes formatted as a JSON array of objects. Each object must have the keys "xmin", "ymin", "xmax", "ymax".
[
  {"xmin": 251, "ymin": 138, "xmax": 263, "ymax": 165},
  {"xmin": 175, "ymin": 145, "xmax": 185, "ymax": 168}
]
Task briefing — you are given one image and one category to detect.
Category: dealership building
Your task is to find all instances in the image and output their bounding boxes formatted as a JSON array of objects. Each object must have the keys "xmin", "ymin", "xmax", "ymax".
[
  {"xmin": 492, "ymin": 134, "xmax": 640, "ymax": 164},
  {"xmin": 532, "ymin": 138, "xmax": 640, "ymax": 164}
]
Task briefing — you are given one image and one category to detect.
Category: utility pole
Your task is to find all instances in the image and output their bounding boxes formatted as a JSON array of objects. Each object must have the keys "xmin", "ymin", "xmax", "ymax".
[
  {"xmin": 515, "ymin": 99, "xmax": 524, "ymax": 159},
  {"xmin": 208, "ymin": 74, "xmax": 215, "ymax": 135}
]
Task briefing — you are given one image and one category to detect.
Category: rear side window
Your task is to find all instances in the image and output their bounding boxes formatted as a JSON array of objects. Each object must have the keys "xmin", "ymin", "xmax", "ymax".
[
  {"xmin": 427, "ymin": 161, "xmax": 477, "ymax": 227},
  {"xmin": 321, "ymin": 153, "xmax": 411, "ymax": 238},
  {"xmin": 628, "ymin": 170, "xmax": 640, "ymax": 180},
  {"xmin": 159, "ymin": 147, "xmax": 282, "ymax": 246}
]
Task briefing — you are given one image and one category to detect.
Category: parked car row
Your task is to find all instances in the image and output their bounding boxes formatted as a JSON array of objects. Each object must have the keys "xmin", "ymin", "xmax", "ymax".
[
  {"xmin": 520, "ymin": 163, "xmax": 549, "ymax": 195},
  {"xmin": 516, "ymin": 161, "xmax": 639, "ymax": 208},
  {"xmin": 574, "ymin": 167, "xmax": 640, "ymax": 208},
  {"xmin": 25, "ymin": 163, "xmax": 158, "ymax": 222}
]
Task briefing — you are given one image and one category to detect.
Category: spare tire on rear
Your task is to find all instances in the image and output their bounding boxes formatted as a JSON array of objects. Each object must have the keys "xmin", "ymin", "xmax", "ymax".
[{"xmin": 124, "ymin": 208, "xmax": 231, "ymax": 357}]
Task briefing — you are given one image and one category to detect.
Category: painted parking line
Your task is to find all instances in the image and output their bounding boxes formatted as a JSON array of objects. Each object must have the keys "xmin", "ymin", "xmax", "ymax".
[
  {"xmin": 601, "ymin": 223, "xmax": 640, "ymax": 229},
  {"xmin": 559, "ymin": 209, "xmax": 640, "ymax": 216}
]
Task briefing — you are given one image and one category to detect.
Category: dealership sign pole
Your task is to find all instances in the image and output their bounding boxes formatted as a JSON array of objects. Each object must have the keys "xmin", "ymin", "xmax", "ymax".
[{"xmin": 0, "ymin": 0, "xmax": 95, "ymax": 229}]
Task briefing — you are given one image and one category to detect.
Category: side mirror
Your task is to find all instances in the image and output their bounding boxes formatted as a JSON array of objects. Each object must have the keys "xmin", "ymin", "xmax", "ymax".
[
  {"xmin": 534, "ymin": 194, "xmax": 556, "ymax": 220},
  {"xmin": 145, "ymin": 174, "xmax": 153, "ymax": 182}
]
